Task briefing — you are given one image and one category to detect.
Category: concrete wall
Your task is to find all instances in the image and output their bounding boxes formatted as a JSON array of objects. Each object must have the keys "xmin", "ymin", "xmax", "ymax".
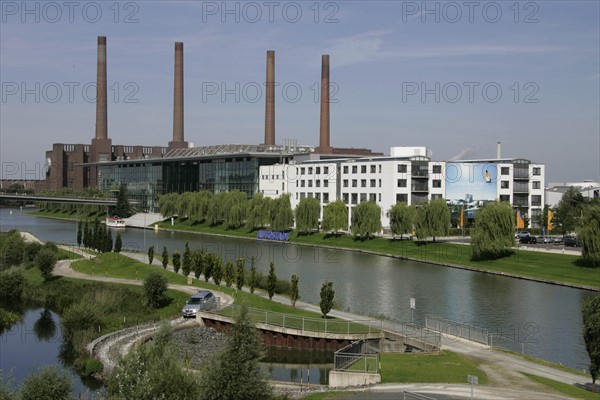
[{"xmin": 328, "ymin": 371, "xmax": 380, "ymax": 388}]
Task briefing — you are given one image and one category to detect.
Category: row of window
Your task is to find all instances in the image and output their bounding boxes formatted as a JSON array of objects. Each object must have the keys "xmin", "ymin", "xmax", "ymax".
[
  {"xmin": 500, "ymin": 181, "xmax": 541, "ymax": 189},
  {"xmin": 500, "ymin": 166, "xmax": 542, "ymax": 176},
  {"xmin": 342, "ymin": 192, "xmax": 381, "ymax": 205},
  {"xmin": 299, "ymin": 166, "xmax": 330, "ymax": 175},
  {"xmin": 297, "ymin": 192, "xmax": 330, "ymax": 203},
  {"xmin": 343, "ymin": 179, "xmax": 381, "ymax": 188},
  {"xmin": 297, "ymin": 180, "xmax": 330, "ymax": 188}
]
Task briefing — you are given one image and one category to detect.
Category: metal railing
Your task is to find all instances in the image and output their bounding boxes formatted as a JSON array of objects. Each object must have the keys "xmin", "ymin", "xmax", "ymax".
[
  {"xmin": 334, "ymin": 340, "xmax": 379, "ymax": 374},
  {"xmin": 425, "ymin": 315, "xmax": 489, "ymax": 345},
  {"xmin": 382, "ymin": 318, "xmax": 442, "ymax": 350},
  {"xmin": 207, "ymin": 305, "xmax": 384, "ymax": 336}
]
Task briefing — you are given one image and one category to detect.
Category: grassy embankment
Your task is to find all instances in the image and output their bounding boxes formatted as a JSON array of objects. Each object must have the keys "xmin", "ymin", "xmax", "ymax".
[
  {"xmin": 522, "ymin": 373, "xmax": 598, "ymax": 400},
  {"xmin": 157, "ymin": 218, "xmax": 599, "ymax": 290}
]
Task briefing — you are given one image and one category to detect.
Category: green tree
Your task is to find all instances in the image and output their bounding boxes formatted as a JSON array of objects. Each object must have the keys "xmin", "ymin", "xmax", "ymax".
[
  {"xmin": 295, "ymin": 197, "xmax": 320, "ymax": 233},
  {"xmin": 236, "ymin": 258, "xmax": 245, "ymax": 290},
  {"xmin": 36, "ymin": 248, "xmax": 57, "ymax": 281},
  {"xmin": 114, "ymin": 231, "xmax": 123, "ymax": 253},
  {"xmin": 148, "ymin": 245, "xmax": 155, "ymax": 265},
  {"xmin": 143, "ymin": 272, "xmax": 168, "ymax": 308},
  {"xmin": 0, "ymin": 267, "xmax": 25, "ymax": 300},
  {"xmin": 290, "ymin": 274, "xmax": 300, "ymax": 308},
  {"xmin": 20, "ymin": 365, "xmax": 72, "ymax": 400},
  {"xmin": 77, "ymin": 220, "xmax": 82, "ymax": 247},
  {"xmin": 159, "ymin": 193, "xmax": 179, "ymax": 218},
  {"xmin": 1, "ymin": 231, "xmax": 25, "ymax": 268},
  {"xmin": 172, "ymin": 251, "xmax": 181, "ymax": 274},
  {"xmin": 387, "ymin": 202, "xmax": 415, "ymax": 239},
  {"xmin": 114, "ymin": 184, "xmax": 132, "ymax": 218},
  {"xmin": 83, "ymin": 221, "xmax": 90, "ymax": 249},
  {"xmin": 414, "ymin": 199, "xmax": 450, "ymax": 242},
  {"xmin": 212, "ymin": 255, "xmax": 223, "ymax": 286},
  {"xmin": 224, "ymin": 261, "xmax": 235, "ymax": 288},
  {"xmin": 319, "ymin": 281, "xmax": 335, "ymax": 318},
  {"xmin": 267, "ymin": 261, "xmax": 277, "ymax": 300},
  {"xmin": 246, "ymin": 193, "xmax": 270, "ymax": 231},
  {"xmin": 271, "ymin": 194, "xmax": 294, "ymax": 232},
  {"xmin": 582, "ymin": 295, "xmax": 600, "ymax": 384},
  {"xmin": 351, "ymin": 201, "xmax": 382, "ymax": 239},
  {"xmin": 322, "ymin": 200, "xmax": 348, "ymax": 234},
  {"xmin": 105, "ymin": 228, "xmax": 113, "ymax": 253},
  {"xmin": 182, "ymin": 242, "xmax": 192, "ymax": 276},
  {"xmin": 193, "ymin": 250, "xmax": 205, "ymax": 279},
  {"xmin": 578, "ymin": 204, "xmax": 600, "ymax": 266},
  {"xmin": 199, "ymin": 303, "xmax": 272, "ymax": 400},
  {"xmin": 161, "ymin": 246, "xmax": 169, "ymax": 269},
  {"xmin": 555, "ymin": 187, "xmax": 586, "ymax": 234},
  {"xmin": 204, "ymin": 253, "xmax": 215, "ymax": 283},
  {"xmin": 249, "ymin": 256, "xmax": 257, "ymax": 294},
  {"xmin": 471, "ymin": 202, "xmax": 515, "ymax": 260}
]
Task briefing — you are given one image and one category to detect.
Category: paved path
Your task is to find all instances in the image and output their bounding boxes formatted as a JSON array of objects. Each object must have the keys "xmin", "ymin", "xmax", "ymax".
[{"xmin": 54, "ymin": 243, "xmax": 594, "ymax": 399}]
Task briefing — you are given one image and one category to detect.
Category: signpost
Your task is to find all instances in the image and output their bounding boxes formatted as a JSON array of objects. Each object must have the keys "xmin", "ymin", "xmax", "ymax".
[
  {"xmin": 410, "ymin": 298, "xmax": 415, "ymax": 323},
  {"xmin": 467, "ymin": 375, "xmax": 478, "ymax": 399}
]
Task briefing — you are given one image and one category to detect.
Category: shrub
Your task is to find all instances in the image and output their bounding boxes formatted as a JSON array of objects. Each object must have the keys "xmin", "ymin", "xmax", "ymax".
[
  {"xmin": 35, "ymin": 248, "xmax": 58, "ymax": 281},
  {"xmin": 320, "ymin": 281, "xmax": 335, "ymax": 318},
  {"xmin": 0, "ymin": 267, "xmax": 25, "ymax": 299},
  {"xmin": 60, "ymin": 299, "xmax": 102, "ymax": 339},
  {"xmin": 20, "ymin": 365, "xmax": 73, "ymax": 400},
  {"xmin": 144, "ymin": 272, "xmax": 168, "ymax": 308}
]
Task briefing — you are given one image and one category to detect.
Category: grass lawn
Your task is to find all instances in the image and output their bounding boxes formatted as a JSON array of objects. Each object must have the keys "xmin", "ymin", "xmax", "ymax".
[
  {"xmin": 380, "ymin": 351, "xmax": 488, "ymax": 384},
  {"xmin": 522, "ymin": 373, "xmax": 599, "ymax": 400},
  {"xmin": 496, "ymin": 348, "xmax": 590, "ymax": 378},
  {"xmin": 158, "ymin": 219, "xmax": 599, "ymax": 290}
]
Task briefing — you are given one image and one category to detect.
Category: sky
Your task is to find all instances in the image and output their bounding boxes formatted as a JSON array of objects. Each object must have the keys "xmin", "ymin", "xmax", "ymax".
[{"xmin": 1, "ymin": 0, "xmax": 599, "ymax": 183}]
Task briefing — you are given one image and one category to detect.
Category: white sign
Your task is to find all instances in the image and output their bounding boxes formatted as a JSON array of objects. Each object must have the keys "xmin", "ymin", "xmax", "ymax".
[
  {"xmin": 410, "ymin": 298, "xmax": 415, "ymax": 310},
  {"xmin": 468, "ymin": 375, "xmax": 478, "ymax": 385}
]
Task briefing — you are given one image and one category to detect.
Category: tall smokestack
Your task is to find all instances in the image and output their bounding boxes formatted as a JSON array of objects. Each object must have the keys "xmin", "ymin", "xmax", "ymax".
[
  {"xmin": 318, "ymin": 54, "xmax": 332, "ymax": 153},
  {"xmin": 169, "ymin": 42, "xmax": 187, "ymax": 149},
  {"xmin": 264, "ymin": 50, "xmax": 275, "ymax": 146},
  {"xmin": 95, "ymin": 36, "xmax": 107, "ymax": 140},
  {"xmin": 496, "ymin": 141, "xmax": 502, "ymax": 159}
]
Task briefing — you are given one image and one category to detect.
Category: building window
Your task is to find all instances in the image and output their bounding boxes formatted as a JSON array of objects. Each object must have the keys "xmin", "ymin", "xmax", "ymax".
[
  {"xmin": 300, "ymin": 192, "xmax": 306, "ymax": 200},
  {"xmin": 378, "ymin": 193, "xmax": 381, "ymax": 202},
  {"xmin": 361, "ymin": 179, "xmax": 367, "ymax": 188},
  {"xmin": 324, "ymin": 166, "xmax": 329, "ymax": 174},
  {"xmin": 360, "ymin": 193, "xmax": 367, "ymax": 202},
  {"xmin": 343, "ymin": 179, "xmax": 348, "ymax": 187},
  {"xmin": 533, "ymin": 167, "xmax": 541, "ymax": 176},
  {"xmin": 433, "ymin": 165, "xmax": 442, "ymax": 174},
  {"xmin": 431, "ymin": 194, "xmax": 443, "ymax": 200},
  {"xmin": 398, "ymin": 164, "xmax": 407, "ymax": 173},
  {"xmin": 379, "ymin": 165, "xmax": 382, "ymax": 173},
  {"xmin": 396, "ymin": 193, "xmax": 408, "ymax": 203},
  {"xmin": 324, "ymin": 180, "xmax": 329, "ymax": 188},
  {"xmin": 301, "ymin": 180, "xmax": 305, "ymax": 187},
  {"xmin": 308, "ymin": 192, "xmax": 313, "ymax": 198},
  {"xmin": 343, "ymin": 193, "xmax": 349, "ymax": 204},
  {"xmin": 501, "ymin": 167, "xmax": 510, "ymax": 175},
  {"xmin": 352, "ymin": 166, "xmax": 357, "ymax": 174},
  {"xmin": 316, "ymin": 180, "xmax": 321, "ymax": 187},
  {"xmin": 323, "ymin": 193, "xmax": 329, "ymax": 203},
  {"xmin": 532, "ymin": 195, "xmax": 542, "ymax": 206},
  {"xmin": 361, "ymin": 165, "xmax": 367, "ymax": 173},
  {"xmin": 316, "ymin": 167, "xmax": 321, "ymax": 174},
  {"xmin": 500, "ymin": 195, "xmax": 510, "ymax": 202},
  {"xmin": 352, "ymin": 179, "xmax": 357, "ymax": 187},
  {"xmin": 308, "ymin": 181, "xmax": 313, "ymax": 187},
  {"xmin": 351, "ymin": 193, "xmax": 358, "ymax": 205},
  {"xmin": 369, "ymin": 193, "xmax": 376, "ymax": 202},
  {"xmin": 501, "ymin": 181, "xmax": 510, "ymax": 189},
  {"xmin": 308, "ymin": 167, "xmax": 313, "ymax": 174},
  {"xmin": 397, "ymin": 179, "xmax": 407, "ymax": 188},
  {"xmin": 282, "ymin": 183, "xmax": 285, "ymax": 190},
  {"xmin": 379, "ymin": 179, "xmax": 382, "ymax": 187},
  {"xmin": 343, "ymin": 166, "xmax": 348, "ymax": 174},
  {"xmin": 432, "ymin": 180, "xmax": 441, "ymax": 188},
  {"xmin": 315, "ymin": 192, "xmax": 321, "ymax": 200},
  {"xmin": 532, "ymin": 181, "xmax": 540, "ymax": 189},
  {"xmin": 370, "ymin": 165, "xmax": 376, "ymax": 173},
  {"xmin": 370, "ymin": 179, "xmax": 376, "ymax": 187},
  {"xmin": 301, "ymin": 167, "xmax": 305, "ymax": 174}
]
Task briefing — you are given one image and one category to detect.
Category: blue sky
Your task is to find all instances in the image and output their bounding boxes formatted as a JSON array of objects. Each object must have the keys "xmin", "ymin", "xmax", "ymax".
[{"xmin": 1, "ymin": 1, "xmax": 598, "ymax": 182}]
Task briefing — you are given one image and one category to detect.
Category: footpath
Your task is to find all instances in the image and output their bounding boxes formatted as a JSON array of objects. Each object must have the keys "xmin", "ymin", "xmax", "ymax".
[{"xmin": 47, "ymin": 240, "xmax": 595, "ymax": 399}]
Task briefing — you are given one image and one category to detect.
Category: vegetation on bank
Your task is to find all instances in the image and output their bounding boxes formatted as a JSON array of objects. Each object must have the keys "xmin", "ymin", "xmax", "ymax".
[{"xmin": 522, "ymin": 373, "xmax": 599, "ymax": 400}]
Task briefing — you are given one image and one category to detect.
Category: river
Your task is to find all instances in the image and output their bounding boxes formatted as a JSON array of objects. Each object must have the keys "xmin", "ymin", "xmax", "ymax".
[{"xmin": 0, "ymin": 207, "xmax": 594, "ymax": 372}]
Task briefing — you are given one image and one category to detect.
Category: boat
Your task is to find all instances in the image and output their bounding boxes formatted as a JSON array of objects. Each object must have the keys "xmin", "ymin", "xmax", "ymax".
[{"xmin": 106, "ymin": 217, "xmax": 126, "ymax": 228}]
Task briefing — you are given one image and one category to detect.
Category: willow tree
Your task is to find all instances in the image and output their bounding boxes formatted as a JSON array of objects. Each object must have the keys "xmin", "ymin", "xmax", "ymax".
[
  {"xmin": 271, "ymin": 194, "xmax": 294, "ymax": 232},
  {"xmin": 322, "ymin": 200, "xmax": 348, "ymax": 234},
  {"xmin": 159, "ymin": 193, "xmax": 179, "ymax": 218},
  {"xmin": 295, "ymin": 197, "xmax": 320, "ymax": 234},
  {"xmin": 177, "ymin": 192, "xmax": 195, "ymax": 219},
  {"xmin": 351, "ymin": 201, "xmax": 382, "ymax": 239},
  {"xmin": 387, "ymin": 202, "xmax": 415, "ymax": 239},
  {"xmin": 414, "ymin": 199, "xmax": 450, "ymax": 242},
  {"xmin": 471, "ymin": 202, "xmax": 515, "ymax": 260},
  {"xmin": 189, "ymin": 191, "xmax": 213, "ymax": 223},
  {"xmin": 582, "ymin": 294, "xmax": 600, "ymax": 384},
  {"xmin": 246, "ymin": 193, "xmax": 270, "ymax": 231},
  {"xmin": 578, "ymin": 204, "xmax": 600, "ymax": 266}
]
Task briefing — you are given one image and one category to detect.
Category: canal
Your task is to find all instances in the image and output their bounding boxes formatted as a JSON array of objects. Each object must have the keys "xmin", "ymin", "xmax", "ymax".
[{"xmin": 0, "ymin": 207, "xmax": 594, "ymax": 373}]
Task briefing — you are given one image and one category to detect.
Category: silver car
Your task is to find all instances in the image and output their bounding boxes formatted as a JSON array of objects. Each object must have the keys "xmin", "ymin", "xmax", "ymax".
[{"xmin": 181, "ymin": 290, "xmax": 217, "ymax": 318}]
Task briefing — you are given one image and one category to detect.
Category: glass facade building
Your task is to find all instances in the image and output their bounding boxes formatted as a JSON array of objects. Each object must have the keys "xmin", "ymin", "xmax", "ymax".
[{"xmin": 94, "ymin": 149, "xmax": 289, "ymax": 211}]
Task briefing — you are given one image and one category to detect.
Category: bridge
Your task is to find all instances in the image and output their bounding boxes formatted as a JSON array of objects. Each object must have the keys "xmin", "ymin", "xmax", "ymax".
[{"xmin": 0, "ymin": 193, "xmax": 139, "ymax": 205}]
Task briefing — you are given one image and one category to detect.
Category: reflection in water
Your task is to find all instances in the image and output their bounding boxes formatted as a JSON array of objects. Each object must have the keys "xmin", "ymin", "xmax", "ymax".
[
  {"xmin": 33, "ymin": 309, "xmax": 56, "ymax": 341},
  {"xmin": 261, "ymin": 347, "xmax": 333, "ymax": 385}
]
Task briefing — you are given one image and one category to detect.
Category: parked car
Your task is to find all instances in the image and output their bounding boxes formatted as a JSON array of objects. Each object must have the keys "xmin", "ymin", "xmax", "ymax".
[
  {"xmin": 563, "ymin": 235, "xmax": 581, "ymax": 247},
  {"xmin": 519, "ymin": 235, "xmax": 537, "ymax": 244},
  {"xmin": 537, "ymin": 236, "xmax": 553, "ymax": 244},
  {"xmin": 181, "ymin": 290, "xmax": 217, "ymax": 318},
  {"xmin": 515, "ymin": 231, "xmax": 530, "ymax": 241}
]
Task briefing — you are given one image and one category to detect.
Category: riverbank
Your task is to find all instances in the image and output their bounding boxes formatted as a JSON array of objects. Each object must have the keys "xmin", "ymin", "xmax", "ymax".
[{"xmin": 154, "ymin": 219, "xmax": 599, "ymax": 291}]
